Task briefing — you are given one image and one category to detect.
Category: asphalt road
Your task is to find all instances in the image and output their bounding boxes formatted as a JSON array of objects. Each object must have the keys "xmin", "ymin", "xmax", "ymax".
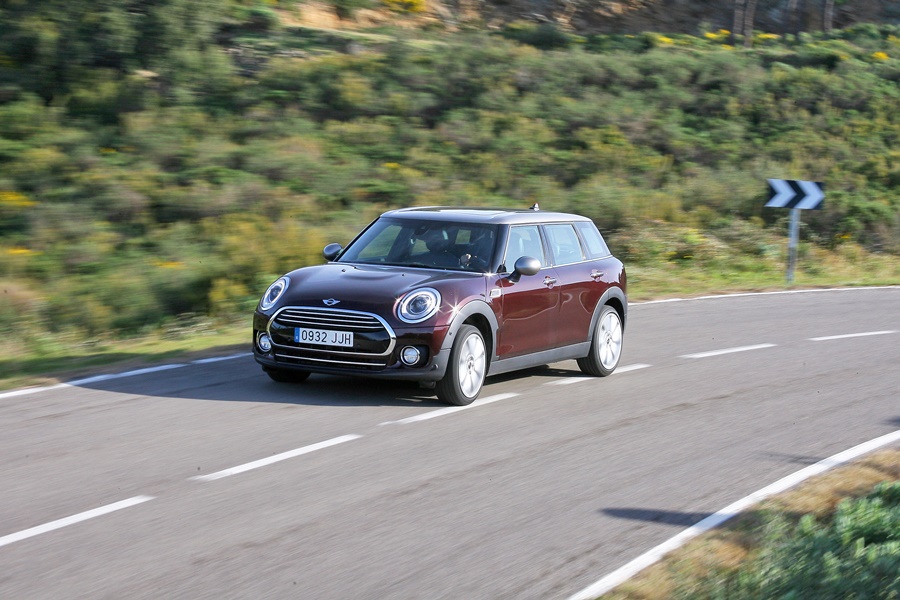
[{"xmin": 1, "ymin": 287, "xmax": 898, "ymax": 599}]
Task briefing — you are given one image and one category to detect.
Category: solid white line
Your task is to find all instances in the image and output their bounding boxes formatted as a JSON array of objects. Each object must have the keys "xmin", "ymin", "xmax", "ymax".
[
  {"xmin": 0, "ymin": 364, "xmax": 190, "ymax": 400},
  {"xmin": 630, "ymin": 285, "xmax": 900, "ymax": 306},
  {"xmin": 0, "ymin": 495, "xmax": 155, "ymax": 549},
  {"xmin": 192, "ymin": 353, "xmax": 253, "ymax": 365},
  {"xmin": 380, "ymin": 393, "xmax": 520, "ymax": 426},
  {"xmin": 190, "ymin": 434, "xmax": 363, "ymax": 482},
  {"xmin": 810, "ymin": 330, "xmax": 897, "ymax": 342},
  {"xmin": 67, "ymin": 364, "xmax": 188, "ymax": 387},
  {"xmin": 546, "ymin": 364, "xmax": 652, "ymax": 386},
  {"xmin": 0, "ymin": 383, "xmax": 68, "ymax": 400},
  {"xmin": 566, "ymin": 429, "xmax": 900, "ymax": 600},
  {"xmin": 681, "ymin": 344, "xmax": 776, "ymax": 359}
]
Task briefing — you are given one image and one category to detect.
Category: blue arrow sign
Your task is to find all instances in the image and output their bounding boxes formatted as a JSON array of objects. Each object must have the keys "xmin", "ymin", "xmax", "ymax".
[{"xmin": 766, "ymin": 179, "xmax": 825, "ymax": 210}]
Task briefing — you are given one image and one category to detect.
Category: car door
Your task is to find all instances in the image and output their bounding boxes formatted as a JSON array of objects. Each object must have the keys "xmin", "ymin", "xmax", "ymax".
[
  {"xmin": 492, "ymin": 224, "xmax": 560, "ymax": 357},
  {"xmin": 542, "ymin": 222, "xmax": 605, "ymax": 346}
]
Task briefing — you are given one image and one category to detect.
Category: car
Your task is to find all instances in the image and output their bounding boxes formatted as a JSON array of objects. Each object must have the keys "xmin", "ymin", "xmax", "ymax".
[{"xmin": 252, "ymin": 206, "xmax": 627, "ymax": 406}]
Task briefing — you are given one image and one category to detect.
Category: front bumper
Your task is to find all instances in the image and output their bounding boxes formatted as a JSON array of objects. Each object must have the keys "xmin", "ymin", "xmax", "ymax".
[{"xmin": 253, "ymin": 308, "xmax": 451, "ymax": 382}]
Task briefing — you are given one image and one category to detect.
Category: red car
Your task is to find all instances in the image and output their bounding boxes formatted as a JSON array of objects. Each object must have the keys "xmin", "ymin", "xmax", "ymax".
[{"xmin": 253, "ymin": 207, "xmax": 627, "ymax": 405}]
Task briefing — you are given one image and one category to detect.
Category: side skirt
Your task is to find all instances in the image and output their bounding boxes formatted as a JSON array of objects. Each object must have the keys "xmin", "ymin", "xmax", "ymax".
[{"xmin": 487, "ymin": 342, "xmax": 590, "ymax": 377}]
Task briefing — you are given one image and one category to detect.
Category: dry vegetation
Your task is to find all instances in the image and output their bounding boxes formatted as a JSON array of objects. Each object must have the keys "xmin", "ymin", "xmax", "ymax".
[{"xmin": 604, "ymin": 449, "xmax": 900, "ymax": 599}]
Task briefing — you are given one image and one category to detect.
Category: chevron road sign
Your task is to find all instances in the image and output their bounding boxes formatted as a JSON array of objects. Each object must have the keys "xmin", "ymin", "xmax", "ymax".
[
  {"xmin": 765, "ymin": 179, "xmax": 826, "ymax": 284},
  {"xmin": 766, "ymin": 179, "xmax": 825, "ymax": 210}
]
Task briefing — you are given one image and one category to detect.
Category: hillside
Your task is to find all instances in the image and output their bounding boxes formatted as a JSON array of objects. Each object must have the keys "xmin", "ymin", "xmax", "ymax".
[{"xmin": 0, "ymin": 0, "xmax": 899, "ymax": 360}]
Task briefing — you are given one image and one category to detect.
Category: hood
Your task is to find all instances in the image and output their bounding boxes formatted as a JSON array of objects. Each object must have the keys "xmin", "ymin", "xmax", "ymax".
[{"xmin": 277, "ymin": 263, "xmax": 485, "ymax": 313}]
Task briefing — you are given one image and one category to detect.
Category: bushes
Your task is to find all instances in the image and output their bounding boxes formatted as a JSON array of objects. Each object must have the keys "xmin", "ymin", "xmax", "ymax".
[
  {"xmin": 1, "ymin": 19, "xmax": 900, "ymax": 340},
  {"xmin": 683, "ymin": 482, "xmax": 900, "ymax": 599}
]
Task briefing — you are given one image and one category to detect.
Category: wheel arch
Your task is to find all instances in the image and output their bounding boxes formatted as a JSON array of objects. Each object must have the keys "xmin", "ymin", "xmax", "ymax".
[
  {"xmin": 443, "ymin": 300, "xmax": 498, "ymax": 368},
  {"xmin": 589, "ymin": 287, "xmax": 628, "ymax": 343}
]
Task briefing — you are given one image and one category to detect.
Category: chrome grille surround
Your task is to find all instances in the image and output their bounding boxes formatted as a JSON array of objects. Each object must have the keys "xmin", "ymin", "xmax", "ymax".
[{"xmin": 267, "ymin": 306, "xmax": 397, "ymax": 370}]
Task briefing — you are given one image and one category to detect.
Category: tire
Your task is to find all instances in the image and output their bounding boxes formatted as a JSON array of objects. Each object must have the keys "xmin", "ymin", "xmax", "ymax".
[
  {"xmin": 264, "ymin": 367, "xmax": 311, "ymax": 383},
  {"xmin": 435, "ymin": 325, "xmax": 487, "ymax": 406},
  {"xmin": 577, "ymin": 305, "xmax": 623, "ymax": 377}
]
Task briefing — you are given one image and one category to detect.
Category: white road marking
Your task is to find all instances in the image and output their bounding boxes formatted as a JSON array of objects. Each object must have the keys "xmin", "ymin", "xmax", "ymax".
[
  {"xmin": 680, "ymin": 343, "xmax": 776, "ymax": 359},
  {"xmin": 810, "ymin": 330, "xmax": 897, "ymax": 342},
  {"xmin": 190, "ymin": 434, "xmax": 363, "ymax": 482},
  {"xmin": 566, "ymin": 428, "xmax": 900, "ymax": 600},
  {"xmin": 68, "ymin": 364, "xmax": 188, "ymax": 386},
  {"xmin": 630, "ymin": 285, "xmax": 900, "ymax": 306},
  {"xmin": 0, "ymin": 384, "xmax": 68, "ymax": 400},
  {"xmin": 0, "ymin": 352, "xmax": 253, "ymax": 400},
  {"xmin": 380, "ymin": 393, "xmax": 520, "ymax": 426},
  {"xmin": 192, "ymin": 353, "xmax": 253, "ymax": 364},
  {"xmin": 546, "ymin": 364, "xmax": 652, "ymax": 386},
  {"xmin": 0, "ymin": 495, "xmax": 155, "ymax": 549}
]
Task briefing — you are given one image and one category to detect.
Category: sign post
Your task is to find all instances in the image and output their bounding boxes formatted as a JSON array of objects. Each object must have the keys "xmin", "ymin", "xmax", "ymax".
[{"xmin": 765, "ymin": 179, "xmax": 824, "ymax": 284}]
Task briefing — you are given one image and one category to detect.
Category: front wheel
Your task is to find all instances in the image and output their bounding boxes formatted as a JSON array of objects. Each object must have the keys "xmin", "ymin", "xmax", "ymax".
[
  {"xmin": 435, "ymin": 325, "xmax": 486, "ymax": 406},
  {"xmin": 577, "ymin": 305, "xmax": 623, "ymax": 377}
]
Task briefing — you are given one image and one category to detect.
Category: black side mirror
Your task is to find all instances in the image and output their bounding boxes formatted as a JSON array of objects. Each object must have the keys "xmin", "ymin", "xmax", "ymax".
[
  {"xmin": 323, "ymin": 243, "xmax": 343, "ymax": 261},
  {"xmin": 508, "ymin": 256, "xmax": 541, "ymax": 283}
]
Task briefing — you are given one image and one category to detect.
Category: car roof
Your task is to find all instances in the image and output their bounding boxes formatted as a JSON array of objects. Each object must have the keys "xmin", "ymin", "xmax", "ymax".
[{"xmin": 381, "ymin": 206, "xmax": 593, "ymax": 226}]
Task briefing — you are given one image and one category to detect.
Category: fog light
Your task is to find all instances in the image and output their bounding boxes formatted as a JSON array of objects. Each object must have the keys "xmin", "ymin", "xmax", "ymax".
[
  {"xmin": 258, "ymin": 333, "xmax": 272, "ymax": 353},
  {"xmin": 400, "ymin": 346, "xmax": 421, "ymax": 366}
]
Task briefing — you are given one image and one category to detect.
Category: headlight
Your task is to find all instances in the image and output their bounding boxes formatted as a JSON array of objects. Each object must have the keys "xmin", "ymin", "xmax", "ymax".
[
  {"xmin": 397, "ymin": 288, "xmax": 441, "ymax": 324},
  {"xmin": 260, "ymin": 276, "xmax": 289, "ymax": 311}
]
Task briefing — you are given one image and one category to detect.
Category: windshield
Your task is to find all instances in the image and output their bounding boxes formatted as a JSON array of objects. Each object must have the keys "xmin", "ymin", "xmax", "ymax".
[{"xmin": 338, "ymin": 218, "xmax": 498, "ymax": 273}]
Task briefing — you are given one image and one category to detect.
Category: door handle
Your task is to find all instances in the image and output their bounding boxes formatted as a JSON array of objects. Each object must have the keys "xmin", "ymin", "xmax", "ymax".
[
  {"xmin": 590, "ymin": 270, "xmax": 604, "ymax": 280},
  {"xmin": 543, "ymin": 276, "xmax": 558, "ymax": 287}
]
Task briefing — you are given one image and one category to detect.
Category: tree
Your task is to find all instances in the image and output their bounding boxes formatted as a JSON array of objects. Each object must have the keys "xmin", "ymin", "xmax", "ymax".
[
  {"xmin": 732, "ymin": 0, "xmax": 758, "ymax": 47},
  {"xmin": 823, "ymin": 0, "xmax": 835, "ymax": 33}
]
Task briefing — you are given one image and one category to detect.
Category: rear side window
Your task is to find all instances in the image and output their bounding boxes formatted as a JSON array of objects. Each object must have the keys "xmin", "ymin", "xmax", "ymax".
[
  {"xmin": 544, "ymin": 223, "xmax": 585, "ymax": 266},
  {"xmin": 575, "ymin": 221, "xmax": 611, "ymax": 258}
]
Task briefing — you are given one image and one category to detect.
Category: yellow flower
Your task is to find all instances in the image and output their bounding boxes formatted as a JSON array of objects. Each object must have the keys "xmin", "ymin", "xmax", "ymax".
[
  {"xmin": 6, "ymin": 247, "xmax": 37, "ymax": 256},
  {"xmin": 154, "ymin": 260, "xmax": 185, "ymax": 269},
  {"xmin": 0, "ymin": 191, "xmax": 35, "ymax": 208},
  {"xmin": 872, "ymin": 51, "xmax": 890, "ymax": 61}
]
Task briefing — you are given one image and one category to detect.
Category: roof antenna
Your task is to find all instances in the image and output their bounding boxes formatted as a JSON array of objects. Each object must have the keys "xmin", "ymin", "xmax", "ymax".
[{"xmin": 530, "ymin": 203, "xmax": 540, "ymax": 211}]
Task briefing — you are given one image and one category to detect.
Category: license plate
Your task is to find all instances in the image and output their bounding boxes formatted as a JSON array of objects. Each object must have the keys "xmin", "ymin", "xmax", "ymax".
[{"xmin": 294, "ymin": 328, "xmax": 354, "ymax": 347}]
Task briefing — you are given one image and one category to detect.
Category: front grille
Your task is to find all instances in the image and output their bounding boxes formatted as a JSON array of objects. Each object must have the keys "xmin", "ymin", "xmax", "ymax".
[
  {"xmin": 267, "ymin": 306, "xmax": 396, "ymax": 370},
  {"xmin": 274, "ymin": 308, "xmax": 385, "ymax": 332}
]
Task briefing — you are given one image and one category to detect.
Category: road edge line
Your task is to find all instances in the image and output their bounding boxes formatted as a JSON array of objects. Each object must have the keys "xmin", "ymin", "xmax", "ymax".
[{"xmin": 566, "ymin": 429, "xmax": 900, "ymax": 600}]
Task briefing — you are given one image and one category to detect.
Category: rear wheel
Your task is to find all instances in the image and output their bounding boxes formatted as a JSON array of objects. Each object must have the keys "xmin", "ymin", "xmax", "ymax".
[
  {"xmin": 577, "ymin": 305, "xmax": 623, "ymax": 377},
  {"xmin": 435, "ymin": 325, "xmax": 486, "ymax": 406},
  {"xmin": 264, "ymin": 368, "xmax": 311, "ymax": 383}
]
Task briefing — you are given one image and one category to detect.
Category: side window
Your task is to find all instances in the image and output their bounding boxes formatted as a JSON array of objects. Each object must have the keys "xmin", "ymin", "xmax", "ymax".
[
  {"xmin": 544, "ymin": 223, "xmax": 584, "ymax": 266},
  {"xmin": 575, "ymin": 221, "xmax": 611, "ymax": 258},
  {"xmin": 503, "ymin": 225, "xmax": 545, "ymax": 271}
]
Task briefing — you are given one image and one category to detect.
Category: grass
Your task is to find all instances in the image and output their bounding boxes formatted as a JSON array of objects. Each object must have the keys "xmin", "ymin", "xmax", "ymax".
[
  {"xmin": 601, "ymin": 449, "xmax": 900, "ymax": 599},
  {"xmin": 0, "ymin": 319, "xmax": 250, "ymax": 391}
]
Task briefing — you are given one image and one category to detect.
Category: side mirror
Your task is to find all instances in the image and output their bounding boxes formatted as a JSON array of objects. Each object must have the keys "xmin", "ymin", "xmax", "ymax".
[
  {"xmin": 323, "ymin": 243, "xmax": 343, "ymax": 261},
  {"xmin": 508, "ymin": 256, "xmax": 541, "ymax": 283}
]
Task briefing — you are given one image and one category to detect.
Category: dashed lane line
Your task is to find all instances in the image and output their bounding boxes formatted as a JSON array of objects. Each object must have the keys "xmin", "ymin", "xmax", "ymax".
[
  {"xmin": 190, "ymin": 434, "xmax": 363, "ymax": 482},
  {"xmin": 810, "ymin": 330, "xmax": 897, "ymax": 342},
  {"xmin": 544, "ymin": 364, "xmax": 652, "ymax": 386},
  {"xmin": 680, "ymin": 343, "xmax": 777, "ymax": 359},
  {"xmin": 0, "ymin": 496, "xmax": 155, "ymax": 549},
  {"xmin": 379, "ymin": 393, "xmax": 520, "ymax": 426}
]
